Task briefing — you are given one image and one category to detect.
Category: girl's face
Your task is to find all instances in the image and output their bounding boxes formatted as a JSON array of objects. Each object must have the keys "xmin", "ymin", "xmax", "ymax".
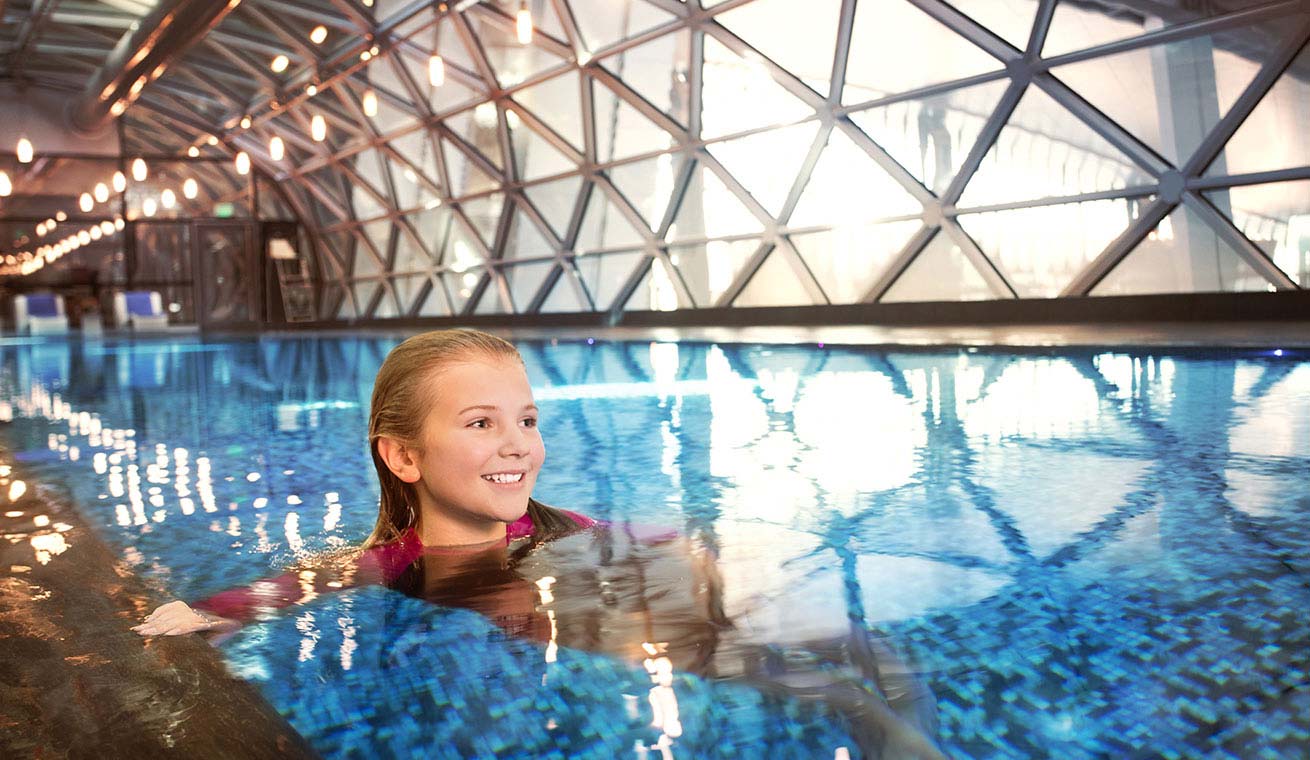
[{"xmin": 410, "ymin": 356, "xmax": 545, "ymax": 542}]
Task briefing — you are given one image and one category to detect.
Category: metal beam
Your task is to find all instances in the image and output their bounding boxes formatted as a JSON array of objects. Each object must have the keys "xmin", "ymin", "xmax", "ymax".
[{"xmin": 67, "ymin": 0, "xmax": 243, "ymax": 134}]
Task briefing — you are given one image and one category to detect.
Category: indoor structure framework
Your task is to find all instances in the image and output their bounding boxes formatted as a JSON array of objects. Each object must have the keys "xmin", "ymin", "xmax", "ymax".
[{"xmin": 2, "ymin": 0, "xmax": 1309, "ymax": 324}]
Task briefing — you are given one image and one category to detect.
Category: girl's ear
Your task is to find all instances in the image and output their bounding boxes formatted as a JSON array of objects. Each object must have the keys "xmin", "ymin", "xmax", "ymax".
[{"xmin": 376, "ymin": 437, "xmax": 422, "ymax": 483}]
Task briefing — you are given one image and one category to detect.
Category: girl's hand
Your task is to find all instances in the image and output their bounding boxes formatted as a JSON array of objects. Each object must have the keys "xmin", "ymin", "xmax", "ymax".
[{"xmin": 132, "ymin": 600, "xmax": 232, "ymax": 636}]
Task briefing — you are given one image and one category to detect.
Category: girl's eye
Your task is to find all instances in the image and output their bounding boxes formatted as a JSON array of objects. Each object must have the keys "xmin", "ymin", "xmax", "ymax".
[
  {"xmin": 521, "ymin": 417, "xmax": 537, "ymax": 428},
  {"xmin": 469, "ymin": 419, "xmax": 489, "ymax": 429}
]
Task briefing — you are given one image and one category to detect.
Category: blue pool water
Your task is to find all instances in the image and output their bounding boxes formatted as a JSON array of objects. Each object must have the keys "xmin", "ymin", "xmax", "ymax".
[{"xmin": 1, "ymin": 335, "xmax": 1307, "ymax": 758}]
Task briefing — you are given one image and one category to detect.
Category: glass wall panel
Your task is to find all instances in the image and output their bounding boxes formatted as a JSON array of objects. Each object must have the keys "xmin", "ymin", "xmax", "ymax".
[
  {"xmin": 734, "ymin": 249, "xmax": 817, "ymax": 307},
  {"xmin": 791, "ymin": 221, "xmax": 922, "ymax": 304},
  {"xmin": 508, "ymin": 117, "xmax": 576, "ymax": 181},
  {"xmin": 512, "ymin": 71, "xmax": 584, "ymax": 151},
  {"xmin": 373, "ymin": 283, "xmax": 400, "ymax": 318},
  {"xmin": 1206, "ymin": 44, "xmax": 1310, "ymax": 178},
  {"xmin": 880, "ymin": 230, "xmax": 994, "ymax": 302},
  {"xmin": 1043, "ymin": 0, "xmax": 1278, "ymax": 58},
  {"xmin": 539, "ymin": 265, "xmax": 590, "ymax": 312},
  {"xmin": 442, "ymin": 135, "xmax": 501, "ymax": 198},
  {"xmin": 1052, "ymin": 32, "xmax": 1270, "ymax": 167},
  {"xmin": 504, "ymin": 260, "xmax": 555, "ymax": 310},
  {"xmin": 502, "ymin": 207, "xmax": 555, "ymax": 261},
  {"xmin": 622, "ymin": 256, "xmax": 684, "ymax": 311},
  {"xmin": 594, "ymin": 84, "xmax": 678, "ymax": 163},
  {"xmin": 701, "ymin": 34, "xmax": 813, "ymax": 137},
  {"xmin": 133, "ymin": 222, "xmax": 192, "ymax": 283},
  {"xmin": 850, "ymin": 79, "xmax": 1008, "ymax": 195},
  {"xmin": 789, "ymin": 127, "xmax": 920, "ymax": 228},
  {"xmin": 389, "ymin": 130, "xmax": 443, "ymax": 195},
  {"xmin": 408, "ymin": 207, "xmax": 454, "ymax": 262},
  {"xmin": 1092, "ymin": 204, "xmax": 1273, "ymax": 295},
  {"xmin": 670, "ymin": 237, "xmax": 761, "ymax": 306},
  {"xmin": 945, "ymin": 0, "xmax": 1037, "ymax": 52},
  {"xmin": 419, "ymin": 277, "xmax": 452, "ymax": 316},
  {"xmin": 958, "ymin": 85, "xmax": 1155, "ymax": 207},
  {"xmin": 707, "ymin": 121, "xmax": 820, "ymax": 217},
  {"xmin": 328, "ymin": 285, "xmax": 353, "ymax": 320},
  {"xmin": 1208, "ymin": 180, "xmax": 1310, "ymax": 287},
  {"xmin": 468, "ymin": 12, "xmax": 568, "ymax": 88},
  {"xmin": 474, "ymin": 274, "xmax": 510, "ymax": 314},
  {"xmin": 393, "ymin": 227, "xmax": 432, "ymax": 272},
  {"xmin": 576, "ymin": 188, "xmax": 646, "ymax": 252},
  {"xmin": 256, "ymin": 177, "xmax": 295, "ymax": 219},
  {"xmin": 353, "ymin": 281, "xmax": 380, "ymax": 318},
  {"xmin": 570, "ymin": 0, "xmax": 675, "ymax": 50},
  {"xmin": 359, "ymin": 220, "xmax": 391, "ymax": 275},
  {"xmin": 444, "ymin": 267, "xmax": 485, "ymax": 313},
  {"xmin": 608, "ymin": 155, "xmax": 679, "ymax": 232},
  {"xmin": 597, "ymin": 30, "xmax": 691, "ymax": 127},
  {"xmin": 384, "ymin": 153, "xmax": 441, "ymax": 211},
  {"xmin": 393, "ymin": 46, "xmax": 481, "ymax": 114},
  {"xmin": 667, "ymin": 164, "xmax": 763, "ymax": 242},
  {"xmin": 959, "ymin": 197, "xmax": 1149, "ymax": 298},
  {"xmin": 525, "ymin": 175, "xmax": 583, "ymax": 238},
  {"xmin": 715, "ymin": 0, "xmax": 841, "ymax": 96},
  {"xmin": 576, "ymin": 251, "xmax": 646, "ymax": 310},
  {"xmin": 459, "ymin": 194, "xmax": 505, "ymax": 248},
  {"xmin": 843, "ymin": 0, "xmax": 1000, "ymax": 105},
  {"xmin": 392, "ymin": 274, "xmax": 428, "ymax": 314}
]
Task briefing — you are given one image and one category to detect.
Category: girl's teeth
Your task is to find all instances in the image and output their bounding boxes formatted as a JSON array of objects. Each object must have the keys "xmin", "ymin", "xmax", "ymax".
[{"xmin": 484, "ymin": 473, "xmax": 523, "ymax": 483}]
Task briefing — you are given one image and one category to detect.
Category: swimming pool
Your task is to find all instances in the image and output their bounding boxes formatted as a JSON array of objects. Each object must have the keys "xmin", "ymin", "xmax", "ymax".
[{"xmin": 1, "ymin": 334, "xmax": 1307, "ymax": 758}]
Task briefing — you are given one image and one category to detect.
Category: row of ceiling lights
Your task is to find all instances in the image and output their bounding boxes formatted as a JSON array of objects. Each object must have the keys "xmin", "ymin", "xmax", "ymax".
[{"xmin": 1, "ymin": 218, "xmax": 126, "ymax": 278}]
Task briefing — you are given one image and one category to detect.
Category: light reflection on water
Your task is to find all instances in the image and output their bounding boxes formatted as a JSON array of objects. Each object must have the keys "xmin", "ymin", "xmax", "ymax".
[{"xmin": 1, "ymin": 336, "xmax": 1308, "ymax": 758}]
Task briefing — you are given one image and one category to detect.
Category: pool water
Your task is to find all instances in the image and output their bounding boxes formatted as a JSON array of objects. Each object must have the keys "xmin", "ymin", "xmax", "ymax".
[{"xmin": 1, "ymin": 335, "xmax": 1307, "ymax": 758}]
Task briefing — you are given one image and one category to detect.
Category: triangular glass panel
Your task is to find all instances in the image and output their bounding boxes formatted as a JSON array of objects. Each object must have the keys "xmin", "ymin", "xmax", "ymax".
[
  {"xmin": 511, "ymin": 71, "xmax": 584, "ymax": 152},
  {"xmin": 446, "ymin": 106, "xmax": 505, "ymax": 171},
  {"xmin": 570, "ymin": 0, "xmax": 677, "ymax": 50},
  {"xmin": 474, "ymin": 273, "xmax": 511, "ymax": 314},
  {"xmin": 734, "ymin": 248, "xmax": 818, "ymax": 307},
  {"xmin": 442, "ymin": 219, "xmax": 487, "ymax": 272},
  {"xmin": 436, "ymin": 15, "xmax": 480, "ymax": 75},
  {"xmin": 575, "ymin": 186, "xmax": 646, "ymax": 252},
  {"xmin": 444, "ymin": 268, "xmax": 485, "ymax": 314},
  {"xmin": 408, "ymin": 206, "xmax": 455, "ymax": 253},
  {"xmin": 593, "ymin": 82, "xmax": 678, "ymax": 163},
  {"xmin": 708, "ymin": 120, "xmax": 821, "ymax": 217},
  {"xmin": 524, "ymin": 175, "xmax": 584, "ymax": 239},
  {"xmin": 792, "ymin": 221, "xmax": 922, "ymax": 304},
  {"xmin": 958, "ymin": 196, "xmax": 1150, "ymax": 298},
  {"xmin": 353, "ymin": 227, "xmax": 386, "ymax": 277},
  {"xmin": 842, "ymin": 0, "xmax": 1002, "ymax": 105},
  {"xmin": 540, "ymin": 264, "xmax": 590, "ymax": 312},
  {"xmin": 667, "ymin": 163, "xmax": 763, "ymax": 242},
  {"xmin": 373, "ymin": 284, "xmax": 400, "ymax": 318},
  {"xmin": 483, "ymin": 0, "xmax": 568, "ymax": 41},
  {"xmin": 716, "ymin": 0, "xmax": 841, "ymax": 97},
  {"xmin": 393, "ymin": 226, "xmax": 434, "ymax": 272},
  {"xmin": 385, "ymin": 152, "xmax": 442, "ymax": 211},
  {"xmin": 508, "ymin": 116, "xmax": 578, "ymax": 181},
  {"xmin": 469, "ymin": 13, "xmax": 569, "ymax": 88},
  {"xmin": 669, "ymin": 238, "xmax": 762, "ymax": 307},
  {"xmin": 458, "ymin": 193, "xmax": 506, "ymax": 249},
  {"xmin": 1206, "ymin": 43, "xmax": 1310, "ymax": 178},
  {"xmin": 608, "ymin": 155, "xmax": 680, "ymax": 232},
  {"xmin": 325, "ymin": 285, "xmax": 351, "ymax": 320},
  {"xmin": 1052, "ymin": 30, "xmax": 1279, "ymax": 167},
  {"xmin": 620, "ymin": 256, "xmax": 684, "ymax": 311},
  {"xmin": 442, "ymin": 137, "xmax": 501, "ymax": 198},
  {"xmin": 849, "ymin": 78, "xmax": 1009, "ymax": 195},
  {"xmin": 502, "ymin": 205, "xmax": 556, "ymax": 261},
  {"xmin": 394, "ymin": 46, "xmax": 481, "ymax": 114},
  {"xmin": 701, "ymin": 33, "xmax": 813, "ymax": 138},
  {"xmin": 362, "ymin": 219, "xmax": 393, "ymax": 262},
  {"xmin": 419, "ymin": 276, "xmax": 452, "ymax": 317},
  {"xmin": 944, "ymin": 0, "xmax": 1038, "ymax": 52},
  {"xmin": 357, "ymin": 55, "xmax": 419, "ymax": 112},
  {"xmin": 392, "ymin": 274, "xmax": 428, "ymax": 314},
  {"xmin": 504, "ymin": 260, "xmax": 557, "ymax": 311},
  {"xmin": 790, "ymin": 126, "xmax": 921, "ymax": 228},
  {"xmin": 353, "ymin": 281, "xmax": 381, "ymax": 317},
  {"xmin": 598, "ymin": 29, "xmax": 692, "ymax": 127},
  {"xmin": 1044, "ymin": 0, "xmax": 1285, "ymax": 58},
  {"xmin": 1092, "ymin": 204, "xmax": 1275, "ymax": 296},
  {"xmin": 354, "ymin": 79, "xmax": 420, "ymax": 134},
  {"xmin": 1204, "ymin": 180, "xmax": 1310, "ymax": 287},
  {"xmin": 957, "ymin": 85, "xmax": 1155, "ymax": 208},
  {"xmin": 880, "ymin": 229, "xmax": 995, "ymax": 302},
  {"xmin": 576, "ymin": 251, "xmax": 648, "ymax": 311},
  {"xmin": 354, "ymin": 148, "xmax": 393, "ymax": 201}
]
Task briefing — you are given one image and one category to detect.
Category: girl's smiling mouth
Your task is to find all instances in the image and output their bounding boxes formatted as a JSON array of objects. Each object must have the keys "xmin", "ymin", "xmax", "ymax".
[{"xmin": 482, "ymin": 472, "xmax": 526, "ymax": 484}]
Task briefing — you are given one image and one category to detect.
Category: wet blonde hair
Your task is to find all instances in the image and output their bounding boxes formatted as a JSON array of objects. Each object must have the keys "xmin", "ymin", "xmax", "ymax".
[{"xmin": 362, "ymin": 329, "xmax": 575, "ymax": 548}]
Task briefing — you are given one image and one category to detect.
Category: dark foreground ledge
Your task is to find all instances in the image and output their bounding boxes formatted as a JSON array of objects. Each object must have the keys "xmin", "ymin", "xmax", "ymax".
[{"xmin": 0, "ymin": 446, "xmax": 317, "ymax": 759}]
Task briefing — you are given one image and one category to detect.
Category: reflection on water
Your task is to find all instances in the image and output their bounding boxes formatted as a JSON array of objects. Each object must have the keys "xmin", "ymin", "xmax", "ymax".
[{"xmin": 0, "ymin": 336, "xmax": 1308, "ymax": 757}]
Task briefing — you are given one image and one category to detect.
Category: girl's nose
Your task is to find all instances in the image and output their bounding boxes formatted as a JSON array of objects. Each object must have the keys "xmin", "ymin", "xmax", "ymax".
[{"xmin": 498, "ymin": 426, "xmax": 530, "ymax": 456}]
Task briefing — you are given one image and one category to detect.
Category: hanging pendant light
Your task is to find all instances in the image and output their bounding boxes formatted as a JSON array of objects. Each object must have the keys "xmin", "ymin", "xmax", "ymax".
[
  {"xmin": 311, "ymin": 114, "xmax": 327, "ymax": 142},
  {"xmin": 94, "ymin": 182, "xmax": 109, "ymax": 203},
  {"xmin": 516, "ymin": 1, "xmax": 533, "ymax": 44},
  {"xmin": 428, "ymin": 54, "xmax": 445, "ymax": 86},
  {"xmin": 79, "ymin": 193, "xmax": 94, "ymax": 212},
  {"xmin": 362, "ymin": 90, "xmax": 378, "ymax": 117},
  {"xmin": 160, "ymin": 188, "xmax": 177, "ymax": 208},
  {"xmin": 113, "ymin": 171, "xmax": 127, "ymax": 192},
  {"xmin": 0, "ymin": 171, "xmax": 11, "ymax": 197},
  {"xmin": 77, "ymin": 230, "xmax": 91, "ymax": 246},
  {"xmin": 235, "ymin": 151, "xmax": 251, "ymax": 175},
  {"xmin": 142, "ymin": 197, "xmax": 158, "ymax": 217},
  {"xmin": 183, "ymin": 178, "xmax": 199, "ymax": 199},
  {"xmin": 90, "ymin": 226, "xmax": 103, "ymax": 241},
  {"xmin": 100, "ymin": 221, "xmax": 115, "ymax": 235},
  {"xmin": 187, "ymin": 146, "xmax": 200, "ymax": 158},
  {"xmin": 269, "ymin": 136, "xmax": 285, "ymax": 161},
  {"xmin": 310, "ymin": 25, "xmax": 328, "ymax": 44},
  {"xmin": 271, "ymin": 54, "xmax": 289, "ymax": 73},
  {"xmin": 16, "ymin": 137, "xmax": 34, "ymax": 163},
  {"xmin": 132, "ymin": 158, "xmax": 148, "ymax": 181}
]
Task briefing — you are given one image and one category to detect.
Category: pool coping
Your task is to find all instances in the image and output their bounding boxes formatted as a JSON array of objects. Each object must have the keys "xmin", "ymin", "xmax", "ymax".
[{"xmin": 0, "ymin": 443, "xmax": 318, "ymax": 759}]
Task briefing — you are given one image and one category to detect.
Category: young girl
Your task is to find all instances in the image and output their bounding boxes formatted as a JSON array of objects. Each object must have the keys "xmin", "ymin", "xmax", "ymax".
[{"xmin": 133, "ymin": 329, "xmax": 594, "ymax": 637}]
